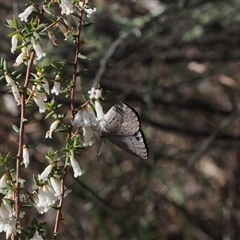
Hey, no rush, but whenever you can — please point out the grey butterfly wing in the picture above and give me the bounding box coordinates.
[102,102,140,135]
[104,130,148,159]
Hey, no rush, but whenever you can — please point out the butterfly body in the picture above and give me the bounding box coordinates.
[97,102,148,159]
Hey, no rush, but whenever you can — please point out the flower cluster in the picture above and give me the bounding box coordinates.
[58,0,96,18]
[2,0,98,237]
[0,173,25,239]
[33,181,66,214]
[0,199,18,239]
[72,88,104,148]
[13,1,96,67]
[33,165,71,214]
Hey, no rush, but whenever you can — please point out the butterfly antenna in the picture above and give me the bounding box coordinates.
[97,140,105,162]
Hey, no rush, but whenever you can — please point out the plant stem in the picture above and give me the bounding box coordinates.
[53,2,85,238]
[14,52,35,240]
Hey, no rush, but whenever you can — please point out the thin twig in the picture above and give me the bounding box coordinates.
[53,2,85,238]
[14,51,35,240]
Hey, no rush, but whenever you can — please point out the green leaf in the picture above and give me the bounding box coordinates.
[6,19,14,28]
[51,206,60,210]
[7,31,19,37]
[24,23,32,33]
[56,128,68,133]
[12,124,19,133]
[78,54,91,60]
[31,217,38,226]
[43,3,54,15]
[82,93,88,102]
[76,69,88,76]
[38,32,48,38]
[12,16,19,28]
[16,74,22,80]
[21,204,33,209]
[45,111,56,119]
[24,32,33,38]
[20,228,29,236]
[82,21,93,27]
[3,59,8,72]
[34,32,41,40]
[33,176,38,185]
[23,40,31,46]
[35,23,46,32]
[71,12,79,17]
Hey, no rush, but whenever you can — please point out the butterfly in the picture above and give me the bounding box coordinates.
[97,102,148,159]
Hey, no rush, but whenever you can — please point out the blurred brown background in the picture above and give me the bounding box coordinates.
[1,0,240,239]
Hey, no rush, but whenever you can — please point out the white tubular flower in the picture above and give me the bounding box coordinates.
[33,184,57,214]
[88,87,102,99]
[51,75,61,95]
[69,151,84,178]
[82,107,91,126]
[72,110,83,127]
[56,22,67,34]
[31,231,44,240]
[50,177,71,198]
[49,177,61,198]
[45,120,60,138]
[36,74,50,94]
[11,84,21,105]
[83,125,93,147]
[56,22,68,40]
[87,104,97,126]
[80,104,98,126]
[38,164,53,181]
[33,91,47,113]
[1,199,14,218]
[13,47,28,67]
[59,0,73,15]
[63,18,73,39]
[79,2,96,18]
[18,5,35,22]
[11,35,18,54]
[33,97,46,113]
[5,74,14,85]
[5,74,21,105]
[37,91,47,101]
[0,174,7,194]
[0,199,17,239]
[22,145,30,168]
[94,100,104,120]
[33,41,46,61]
[33,96,46,113]
[47,30,59,46]
[42,79,50,94]
[84,7,96,18]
